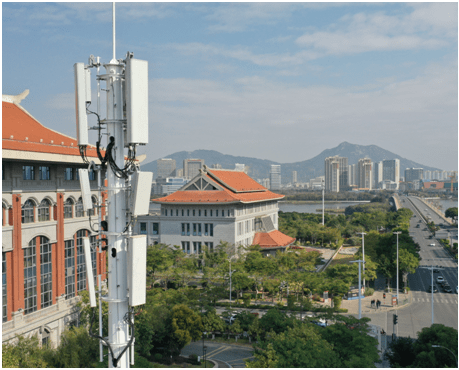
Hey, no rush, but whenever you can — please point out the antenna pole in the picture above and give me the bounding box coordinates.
[112,2,116,63]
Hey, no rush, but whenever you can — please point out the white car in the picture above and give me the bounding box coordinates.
[429,243,435,247]
[436,276,444,284]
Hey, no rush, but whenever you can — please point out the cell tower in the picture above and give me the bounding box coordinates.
[74,3,152,367]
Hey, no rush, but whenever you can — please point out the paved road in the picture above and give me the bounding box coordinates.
[361,196,458,339]
[181,341,255,368]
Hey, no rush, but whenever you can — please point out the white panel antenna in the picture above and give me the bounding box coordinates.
[127,235,147,306]
[125,58,148,145]
[130,171,153,216]
[83,237,97,307]
[74,63,91,146]
[78,169,93,211]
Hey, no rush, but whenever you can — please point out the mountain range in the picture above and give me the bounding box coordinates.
[140,141,440,183]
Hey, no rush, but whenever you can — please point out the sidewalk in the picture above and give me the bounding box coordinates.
[319,289,412,315]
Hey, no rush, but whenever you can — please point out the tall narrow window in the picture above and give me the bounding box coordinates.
[209,224,213,237]
[23,166,35,180]
[38,199,51,222]
[64,167,74,181]
[40,237,52,309]
[88,169,95,181]
[64,198,73,219]
[2,253,7,322]
[24,239,37,314]
[193,223,197,236]
[75,198,84,217]
[140,223,147,234]
[39,166,50,180]
[152,223,159,235]
[65,240,75,299]
[90,236,98,286]
[76,230,87,293]
[22,199,35,224]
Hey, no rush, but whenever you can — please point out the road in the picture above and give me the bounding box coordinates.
[361,195,458,338]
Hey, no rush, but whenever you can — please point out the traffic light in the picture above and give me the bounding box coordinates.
[393,314,398,325]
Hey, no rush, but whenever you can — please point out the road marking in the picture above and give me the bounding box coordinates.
[206,346,230,358]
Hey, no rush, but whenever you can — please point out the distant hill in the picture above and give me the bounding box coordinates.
[140,142,440,183]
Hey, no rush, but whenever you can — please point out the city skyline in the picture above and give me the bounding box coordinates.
[3,2,458,170]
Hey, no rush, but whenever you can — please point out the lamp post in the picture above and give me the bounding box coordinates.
[432,345,458,368]
[229,255,237,306]
[419,263,444,324]
[322,179,325,226]
[350,259,365,319]
[358,232,366,289]
[393,231,402,304]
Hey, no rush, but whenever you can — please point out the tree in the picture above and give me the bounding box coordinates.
[246,324,340,368]
[48,326,99,368]
[201,308,226,334]
[412,324,458,368]
[258,309,295,337]
[398,249,419,288]
[2,335,49,368]
[321,322,380,367]
[385,324,458,368]
[384,337,416,367]
[169,304,203,353]
[445,207,458,219]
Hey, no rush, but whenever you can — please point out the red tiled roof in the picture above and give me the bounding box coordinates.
[207,169,266,192]
[2,101,99,158]
[252,230,296,249]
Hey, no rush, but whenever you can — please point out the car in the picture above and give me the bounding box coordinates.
[311,319,328,328]
[433,268,440,273]
[440,280,449,287]
[430,243,436,247]
[436,276,444,284]
[414,215,417,217]
[443,285,452,293]
[416,225,420,228]
[427,285,438,293]
[456,286,458,294]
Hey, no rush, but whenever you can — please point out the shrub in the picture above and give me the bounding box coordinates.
[153,353,162,363]
[242,293,251,307]
[189,354,199,365]
[364,288,375,297]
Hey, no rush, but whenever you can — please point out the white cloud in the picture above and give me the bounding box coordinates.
[296,4,457,55]
[44,93,75,110]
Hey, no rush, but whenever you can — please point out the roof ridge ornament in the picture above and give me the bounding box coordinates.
[2,89,30,104]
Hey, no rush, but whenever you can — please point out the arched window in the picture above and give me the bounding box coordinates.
[24,238,37,314]
[22,199,35,224]
[40,237,52,309]
[38,199,51,222]
[64,198,73,219]
[88,196,97,217]
[75,198,84,218]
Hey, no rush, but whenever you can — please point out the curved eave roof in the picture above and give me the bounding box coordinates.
[153,189,284,204]
[252,230,296,249]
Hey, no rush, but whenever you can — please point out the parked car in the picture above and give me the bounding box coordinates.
[443,285,452,293]
[430,243,436,247]
[311,319,328,328]
[433,268,440,273]
[427,285,438,293]
[436,276,444,283]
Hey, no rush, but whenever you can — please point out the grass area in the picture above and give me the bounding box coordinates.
[329,255,355,266]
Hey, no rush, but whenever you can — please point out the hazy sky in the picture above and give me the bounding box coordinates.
[3,2,458,170]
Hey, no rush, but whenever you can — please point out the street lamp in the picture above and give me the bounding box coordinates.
[419,263,444,324]
[322,179,325,226]
[432,345,458,368]
[358,232,366,289]
[350,259,365,319]
[393,231,402,305]
[229,255,237,306]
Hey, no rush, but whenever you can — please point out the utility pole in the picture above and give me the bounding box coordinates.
[393,231,402,304]
[322,179,325,226]
[351,259,365,319]
[358,232,366,289]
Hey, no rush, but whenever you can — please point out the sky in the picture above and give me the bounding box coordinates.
[2,2,458,170]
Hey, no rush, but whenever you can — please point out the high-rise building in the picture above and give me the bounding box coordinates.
[348,164,357,186]
[358,158,372,189]
[292,171,297,184]
[270,165,281,190]
[373,161,383,188]
[424,170,432,181]
[211,164,222,169]
[405,168,424,183]
[156,158,176,179]
[183,159,205,179]
[383,159,400,189]
[324,156,348,192]
[324,157,340,192]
